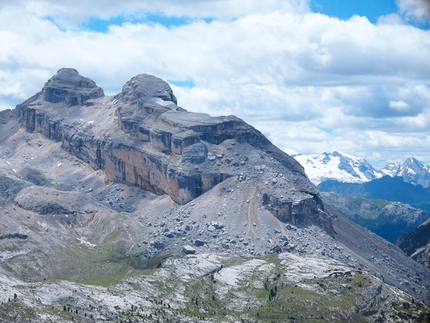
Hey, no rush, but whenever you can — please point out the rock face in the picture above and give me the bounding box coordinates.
[14,186,96,225]
[18,68,104,141]
[15,68,328,233]
[33,68,104,106]
[0,175,28,206]
[397,217,430,268]
[0,109,12,124]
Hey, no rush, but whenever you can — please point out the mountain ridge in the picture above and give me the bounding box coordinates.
[294,151,430,188]
[321,192,430,243]
[1,68,430,320]
[318,176,430,212]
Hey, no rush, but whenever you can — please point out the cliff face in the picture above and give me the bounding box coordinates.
[15,68,330,233]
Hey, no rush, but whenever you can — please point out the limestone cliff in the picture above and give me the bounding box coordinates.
[15,68,331,234]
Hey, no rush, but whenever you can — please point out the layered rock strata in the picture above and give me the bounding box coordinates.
[15,68,331,233]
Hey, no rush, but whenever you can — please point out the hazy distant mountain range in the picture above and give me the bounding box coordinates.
[294,151,430,188]
[321,192,430,243]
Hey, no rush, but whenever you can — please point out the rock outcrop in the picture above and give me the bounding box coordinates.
[15,68,330,233]
[0,109,12,124]
[397,217,430,268]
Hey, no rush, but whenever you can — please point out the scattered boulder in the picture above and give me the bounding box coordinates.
[183,245,196,254]
[194,239,206,247]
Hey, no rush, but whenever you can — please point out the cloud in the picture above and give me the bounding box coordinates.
[0,1,430,166]
[389,100,411,111]
[335,84,430,119]
[397,0,430,23]
[5,0,311,29]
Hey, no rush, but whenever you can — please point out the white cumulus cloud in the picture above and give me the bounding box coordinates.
[0,0,430,167]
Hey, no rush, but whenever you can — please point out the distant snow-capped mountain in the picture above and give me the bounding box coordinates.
[382,157,430,188]
[293,151,382,185]
[380,162,401,177]
[294,152,430,188]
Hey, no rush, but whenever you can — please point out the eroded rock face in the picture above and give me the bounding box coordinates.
[182,143,208,164]
[15,68,331,233]
[17,68,104,141]
[41,68,104,105]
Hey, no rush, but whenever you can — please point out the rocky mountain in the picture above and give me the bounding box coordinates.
[397,217,430,268]
[295,152,430,188]
[380,162,402,178]
[381,157,430,188]
[1,68,430,321]
[293,151,382,185]
[321,192,430,243]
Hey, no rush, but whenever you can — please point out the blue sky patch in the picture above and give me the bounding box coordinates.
[168,79,195,88]
[44,16,67,32]
[83,16,129,32]
[319,127,334,135]
[81,14,208,33]
[310,0,398,23]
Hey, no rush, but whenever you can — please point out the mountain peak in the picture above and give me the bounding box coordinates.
[120,73,177,105]
[399,157,430,187]
[403,157,423,168]
[41,67,104,106]
[12,68,325,231]
[296,152,430,188]
[294,151,381,185]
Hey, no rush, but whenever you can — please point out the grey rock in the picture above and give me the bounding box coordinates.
[120,73,177,104]
[16,69,316,215]
[0,109,12,124]
[182,143,208,164]
[207,152,216,161]
[165,232,175,238]
[183,245,196,254]
[194,239,206,247]
[42,68,104,106]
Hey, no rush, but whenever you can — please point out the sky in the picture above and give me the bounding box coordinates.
[0,0,429,168]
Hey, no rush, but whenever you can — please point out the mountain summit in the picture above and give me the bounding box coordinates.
[381,157,430,188]
[14,68,325,224]
[0,69,430,320]
[293,151,382,185]
[295,151,430,188]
